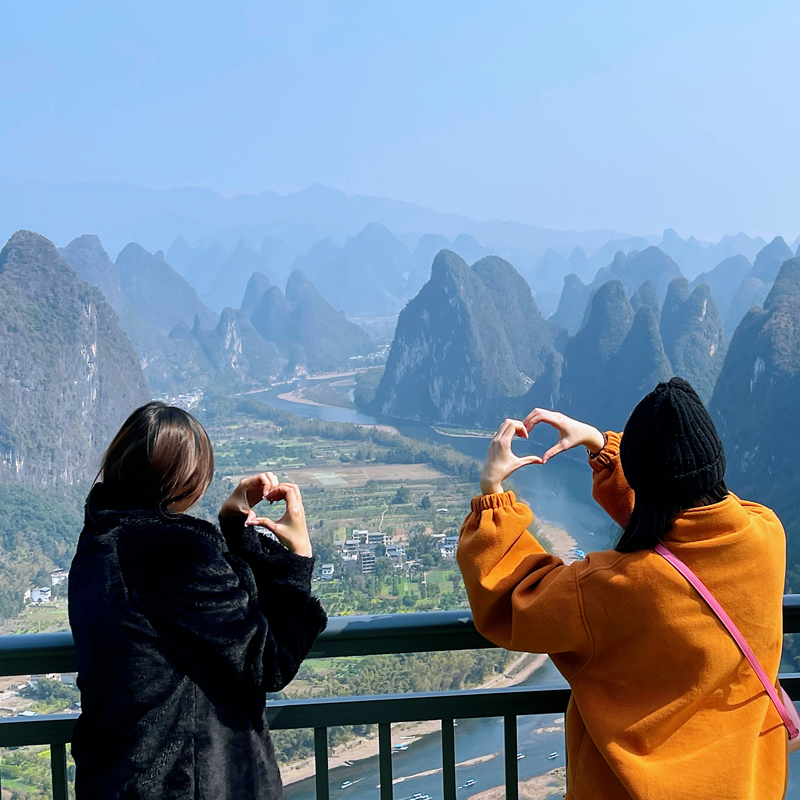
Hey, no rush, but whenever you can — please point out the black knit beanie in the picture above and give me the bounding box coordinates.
[620,377,725,503]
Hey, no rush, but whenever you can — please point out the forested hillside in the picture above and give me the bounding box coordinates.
[0,230,150,619]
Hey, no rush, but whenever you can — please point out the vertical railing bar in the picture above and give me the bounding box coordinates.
[503,715,518,800]
[378,722,393,800]
[50,742,68,800]
[314,727,329,800]
[441,718,456,800]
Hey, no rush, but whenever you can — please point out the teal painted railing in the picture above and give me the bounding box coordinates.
[2,602,800,800]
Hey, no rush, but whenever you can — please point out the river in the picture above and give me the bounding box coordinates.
[255,384,800,799]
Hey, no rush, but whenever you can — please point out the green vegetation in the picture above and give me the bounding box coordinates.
[0,484,85,621]
[0,746,76,800]
[19,678,80,714]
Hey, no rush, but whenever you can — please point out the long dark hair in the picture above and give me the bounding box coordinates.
[98,401,214,511]
[615,480,729,552]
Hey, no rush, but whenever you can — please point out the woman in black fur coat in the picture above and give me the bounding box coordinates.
[68,401,327,799]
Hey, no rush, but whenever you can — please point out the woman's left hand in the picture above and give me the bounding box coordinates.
[220,472,280,524]
[480,419,543,495]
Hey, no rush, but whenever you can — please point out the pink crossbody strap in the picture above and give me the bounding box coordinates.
[653,543,799,739]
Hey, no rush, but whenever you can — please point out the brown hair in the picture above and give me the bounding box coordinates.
[99,401,214,510]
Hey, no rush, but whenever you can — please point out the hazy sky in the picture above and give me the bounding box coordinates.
[2,0,799,239]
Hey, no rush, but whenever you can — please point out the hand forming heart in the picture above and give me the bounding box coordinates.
[479,410,606,495]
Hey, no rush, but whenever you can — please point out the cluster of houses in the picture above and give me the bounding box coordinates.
[23,568,69,605]
[318,529,460,581]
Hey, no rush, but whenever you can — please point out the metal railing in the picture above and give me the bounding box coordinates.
[2,600,800,800]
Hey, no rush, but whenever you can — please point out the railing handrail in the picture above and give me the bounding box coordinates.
[5,597,800,677]
[2,596,800,677]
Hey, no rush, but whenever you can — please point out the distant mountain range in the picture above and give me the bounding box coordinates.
[371,247,728,429]
[0,176,631,262]
[58,233,375,393]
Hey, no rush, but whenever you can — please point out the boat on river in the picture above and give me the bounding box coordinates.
[548,752,559,760]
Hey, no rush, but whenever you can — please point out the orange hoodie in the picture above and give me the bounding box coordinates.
[457,431,788,799]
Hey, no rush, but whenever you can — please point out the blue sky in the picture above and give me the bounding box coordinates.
[2,0,799,239]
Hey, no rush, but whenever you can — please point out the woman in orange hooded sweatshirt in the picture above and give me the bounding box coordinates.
[457,378,788,799]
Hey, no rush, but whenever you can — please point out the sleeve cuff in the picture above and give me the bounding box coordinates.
[588,431,622,471]
[223,521,316,591]
[471,491,517,512]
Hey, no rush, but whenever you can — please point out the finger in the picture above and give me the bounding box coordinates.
[283,484,304,518]
[498,419,524,443]
[522,408,541,430]
[520,455,543,465]
[265,483,304,517]
[263,472,279,496]
[542,442,567,463]
[247,516,279,533]
[525,408,559,432]
[511,420,529,440]
[494,419,514,441]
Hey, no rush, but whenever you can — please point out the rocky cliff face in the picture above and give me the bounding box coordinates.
[711,258,800,556]
[373,250,529,423]
[192,308,284,388]
[61,236,215,394]
[724,277,769,337]
[630,279,660,316]
[556,280,635,421]
[602,306,673,429]
[660,279,727,402]
[0,231,149,485]
[470,255,561,381]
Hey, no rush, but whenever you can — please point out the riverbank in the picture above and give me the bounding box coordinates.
[277,389,336,407]
[466,768,566,800]
[279,651,552,786]
[537,519,578,561]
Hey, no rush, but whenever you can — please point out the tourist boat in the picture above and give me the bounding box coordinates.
[392,743,409,751]
[516,752,525,760]
[343,760,353,766]
[341,781,353,789]
[463,779,476,787]
[548,752,559,760]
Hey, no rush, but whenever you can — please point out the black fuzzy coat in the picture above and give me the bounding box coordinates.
[68,484,327,800]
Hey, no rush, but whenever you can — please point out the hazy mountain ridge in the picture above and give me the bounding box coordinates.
[0,176,630,261]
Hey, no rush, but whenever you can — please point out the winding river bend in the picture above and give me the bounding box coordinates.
[253,385,613,556]
[255,384,800,799]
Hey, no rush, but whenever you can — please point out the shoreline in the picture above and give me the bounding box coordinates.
[278,652,551,786]
[536,519,578,562]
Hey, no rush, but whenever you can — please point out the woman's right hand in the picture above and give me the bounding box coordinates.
[248,483,313,558]
[523,408,606,463]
